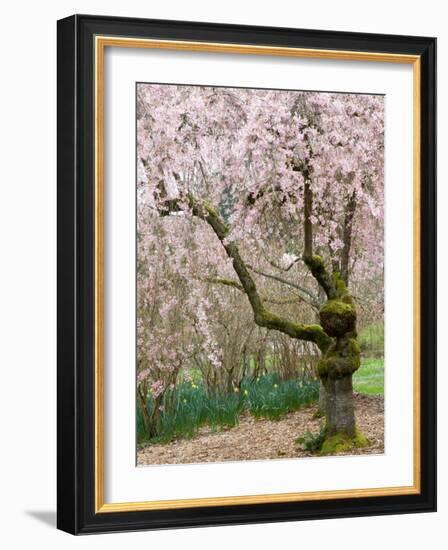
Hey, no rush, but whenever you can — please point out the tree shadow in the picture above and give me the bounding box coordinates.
[25,510,56,528]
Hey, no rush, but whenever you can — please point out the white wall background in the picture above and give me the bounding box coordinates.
[0,1,444,548]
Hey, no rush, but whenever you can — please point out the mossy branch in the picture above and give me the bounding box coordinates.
[340,189,357,285]
[254,311,332,352]
[201,276,244,292]
[160,194,332,352]
[301,174,338,300]
[303,254,338,300]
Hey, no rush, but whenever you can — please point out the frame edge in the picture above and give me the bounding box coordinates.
[56,14,437,534]
[57,14,79,535]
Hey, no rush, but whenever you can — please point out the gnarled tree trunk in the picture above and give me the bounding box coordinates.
[324,369,356,436]
[317,380,327,417]
[316,282,368,451]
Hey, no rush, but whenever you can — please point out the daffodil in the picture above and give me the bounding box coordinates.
[234,387,239,393]
[244,389,249,396]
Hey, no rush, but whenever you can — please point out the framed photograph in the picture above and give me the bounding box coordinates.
[57,14,436,534]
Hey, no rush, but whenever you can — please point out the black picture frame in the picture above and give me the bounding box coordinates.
[57,14,436,534]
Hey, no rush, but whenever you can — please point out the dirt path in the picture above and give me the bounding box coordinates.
[137,393,384,466]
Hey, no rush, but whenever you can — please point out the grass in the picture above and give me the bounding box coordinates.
[353,357,384,395]
[358,322,384,358]
[137,372,319,445]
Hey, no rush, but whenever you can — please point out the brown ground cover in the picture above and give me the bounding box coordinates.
[137,393,384,466]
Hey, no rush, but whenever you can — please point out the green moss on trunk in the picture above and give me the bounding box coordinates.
[320,429,369,455]
[319,299,356,338]
[316,287,360,439]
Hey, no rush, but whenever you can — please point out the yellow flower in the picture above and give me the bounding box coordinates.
[183,399,187,404]
[274,384,278,389]
[244,389,249,396]
[191,383,197,389]
[234,387,239,393]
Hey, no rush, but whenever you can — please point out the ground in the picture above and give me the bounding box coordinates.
[137,392,384,466]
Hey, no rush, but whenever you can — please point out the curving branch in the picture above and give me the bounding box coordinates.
[340,190,357,285]
[268,256,301,272]
[301,174,338,300]
[246,264,321,308]
[200,276,244,292]
[289,158,338,301]
[302,254,338,300]
[201,275,317,310]
[160,194,332,352]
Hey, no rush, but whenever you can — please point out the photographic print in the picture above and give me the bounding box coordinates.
[58,16,436,533]
[136,83,385,466]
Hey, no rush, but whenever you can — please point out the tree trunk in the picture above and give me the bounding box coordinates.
[318,380,327,416]
[324,375,355,436]
[317,279,365,451]
[137,386,153,439]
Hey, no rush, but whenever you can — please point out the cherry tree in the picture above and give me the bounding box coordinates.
[137,84,384,451]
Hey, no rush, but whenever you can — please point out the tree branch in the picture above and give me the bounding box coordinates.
[246,264,321,308]
[340,190,357,285]
[301,176,338,300]
[290,160,338,301]
[302,254,338,300]
[200,276,244,292]
[161,194,332,352]
[201,275,318,310]
[268,256,301,272]
[303,179,313,259]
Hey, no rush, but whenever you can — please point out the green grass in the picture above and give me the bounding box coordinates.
[358,322,384,357]
[137,372,319,445]
[353,357,384,395]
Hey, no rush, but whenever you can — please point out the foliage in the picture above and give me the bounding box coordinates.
[296,424,327,452]
[137,372,319,444]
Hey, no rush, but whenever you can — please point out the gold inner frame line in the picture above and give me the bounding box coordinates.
[94,35,421,514]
